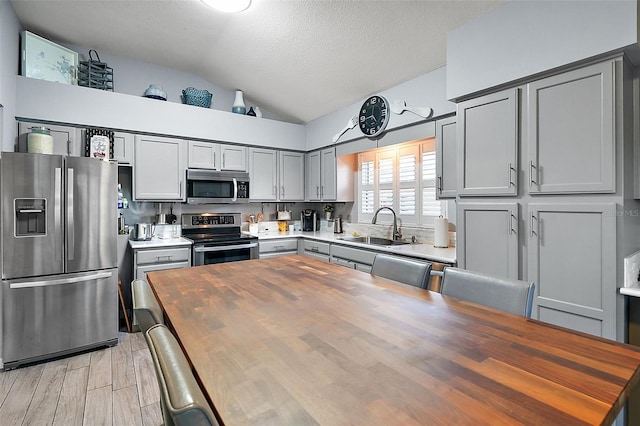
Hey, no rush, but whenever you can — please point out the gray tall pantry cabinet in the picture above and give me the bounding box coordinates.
[455,56,639,341]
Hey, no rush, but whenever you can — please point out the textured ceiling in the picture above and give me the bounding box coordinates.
[11,0,505,123]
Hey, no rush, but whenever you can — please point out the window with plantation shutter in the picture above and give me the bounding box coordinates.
[357,138,446,226]
[358,152,376,220]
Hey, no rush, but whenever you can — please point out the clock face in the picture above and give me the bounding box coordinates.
[359,95,390,138]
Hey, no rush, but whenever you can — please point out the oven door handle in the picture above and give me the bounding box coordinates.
[194,242,258,253]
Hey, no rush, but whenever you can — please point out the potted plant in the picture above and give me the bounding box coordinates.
[323,204,334,220]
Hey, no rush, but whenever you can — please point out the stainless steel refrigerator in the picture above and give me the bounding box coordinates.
[1,152,118,369]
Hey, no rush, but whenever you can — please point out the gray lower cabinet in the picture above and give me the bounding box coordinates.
[435,116,457,199]
[330,244,376,273]
[456,202,519,280]
[457,88,518,196]
[132,245,191,330]
[259,239,299,258]
[527,203,616,339]
[527,61,615,194]
[301,240,330,262]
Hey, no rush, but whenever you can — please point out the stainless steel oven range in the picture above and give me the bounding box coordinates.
[182,213,259,266]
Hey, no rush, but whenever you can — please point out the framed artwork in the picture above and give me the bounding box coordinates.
[21,31,78,85]
[84,128,114,160]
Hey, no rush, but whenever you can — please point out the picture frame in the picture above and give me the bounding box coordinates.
[84,128,114,160]
[21,30,78,85]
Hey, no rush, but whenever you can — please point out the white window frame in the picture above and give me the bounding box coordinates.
[356,138,446,227]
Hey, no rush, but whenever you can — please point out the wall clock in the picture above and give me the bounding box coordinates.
[359,95,390,138]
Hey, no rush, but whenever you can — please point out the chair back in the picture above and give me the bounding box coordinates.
[145,324,219,426]
[440,267,535,317]
[371,254,432,289]
[132,279,164,333]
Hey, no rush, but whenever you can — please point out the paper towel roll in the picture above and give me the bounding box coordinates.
[434,216,449,248]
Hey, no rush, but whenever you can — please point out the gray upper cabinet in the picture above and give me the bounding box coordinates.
[321,148,337,200]
[249,148,278,201]
[17,121,79,156]
[435,116,457,199]
[134,135,187,201]
[188,141,219,170]
[457,88,518,196]
[279,151,305,201]
[306,147,338,201]
[220,145,247,171]
[456,202,519,280]
[527,203,616,339]
[113,132,134,164]
[306,151,321,201]
[527,61,615,194]
[249,148,304,201]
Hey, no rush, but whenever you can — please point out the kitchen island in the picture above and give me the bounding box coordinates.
[147,255,640,426]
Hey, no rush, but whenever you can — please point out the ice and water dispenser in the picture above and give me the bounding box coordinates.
[14,199,47,237]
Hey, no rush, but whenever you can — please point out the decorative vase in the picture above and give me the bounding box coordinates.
[254,106,263,118]
[232,90,246,114]
[247,107,256,117]
[325,212,332,220]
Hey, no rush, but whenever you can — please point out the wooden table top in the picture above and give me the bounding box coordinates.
[147,255,640,426]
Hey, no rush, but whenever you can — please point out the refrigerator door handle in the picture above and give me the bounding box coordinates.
[54,167,62,263]
[8,271,113,289]
[67,167,75,261]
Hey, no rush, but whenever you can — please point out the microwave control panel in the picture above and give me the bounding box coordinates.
[237,181,249,199]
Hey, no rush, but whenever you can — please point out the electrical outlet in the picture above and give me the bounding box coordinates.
[624,250,640,288]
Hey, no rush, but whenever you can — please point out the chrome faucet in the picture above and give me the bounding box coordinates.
[371,206,402,241]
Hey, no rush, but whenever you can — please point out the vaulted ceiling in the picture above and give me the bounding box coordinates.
[11,0,505,123]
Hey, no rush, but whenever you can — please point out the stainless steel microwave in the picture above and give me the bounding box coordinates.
[186,169,250,204]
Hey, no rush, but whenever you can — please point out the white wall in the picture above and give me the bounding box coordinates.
[63,43,281,121]
[447,0,640,100]
[305,66,455,151]
[0,0,21,152]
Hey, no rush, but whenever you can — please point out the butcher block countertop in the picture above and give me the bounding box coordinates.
[147,255,640,426]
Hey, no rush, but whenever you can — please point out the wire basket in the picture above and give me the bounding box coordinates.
[78,50,113,91]
[182,87,213,108]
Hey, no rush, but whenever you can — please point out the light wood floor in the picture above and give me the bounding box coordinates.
[0,332,162,426]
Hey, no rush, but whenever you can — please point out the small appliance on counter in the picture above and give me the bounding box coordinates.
[334,217,344,234]
[302,210,318,232]
[131,223,154,241]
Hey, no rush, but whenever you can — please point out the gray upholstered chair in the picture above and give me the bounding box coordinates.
[371,253,432,289]
[145,324,219,426]
[132,279,164,333]
[440,267,535,318]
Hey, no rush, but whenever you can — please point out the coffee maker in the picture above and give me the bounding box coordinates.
[301,209,318,232]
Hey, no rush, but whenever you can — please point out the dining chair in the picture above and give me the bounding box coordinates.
[145,323,219,426]
[440,267,535,318]
[371,253,432,289]
[131,279,164,333]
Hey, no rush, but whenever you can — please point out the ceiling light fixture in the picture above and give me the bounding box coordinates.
[201,0,252,13]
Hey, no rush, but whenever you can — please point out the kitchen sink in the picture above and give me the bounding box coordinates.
[338,236,411,246]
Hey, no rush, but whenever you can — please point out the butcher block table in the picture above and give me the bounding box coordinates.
[146,255,640,426]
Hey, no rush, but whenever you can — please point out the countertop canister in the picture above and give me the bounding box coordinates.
[27,126,54,154]
[434,216,449,248]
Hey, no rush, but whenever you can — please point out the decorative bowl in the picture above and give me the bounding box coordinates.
[182,87,213,108]
[143,84,167,101]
